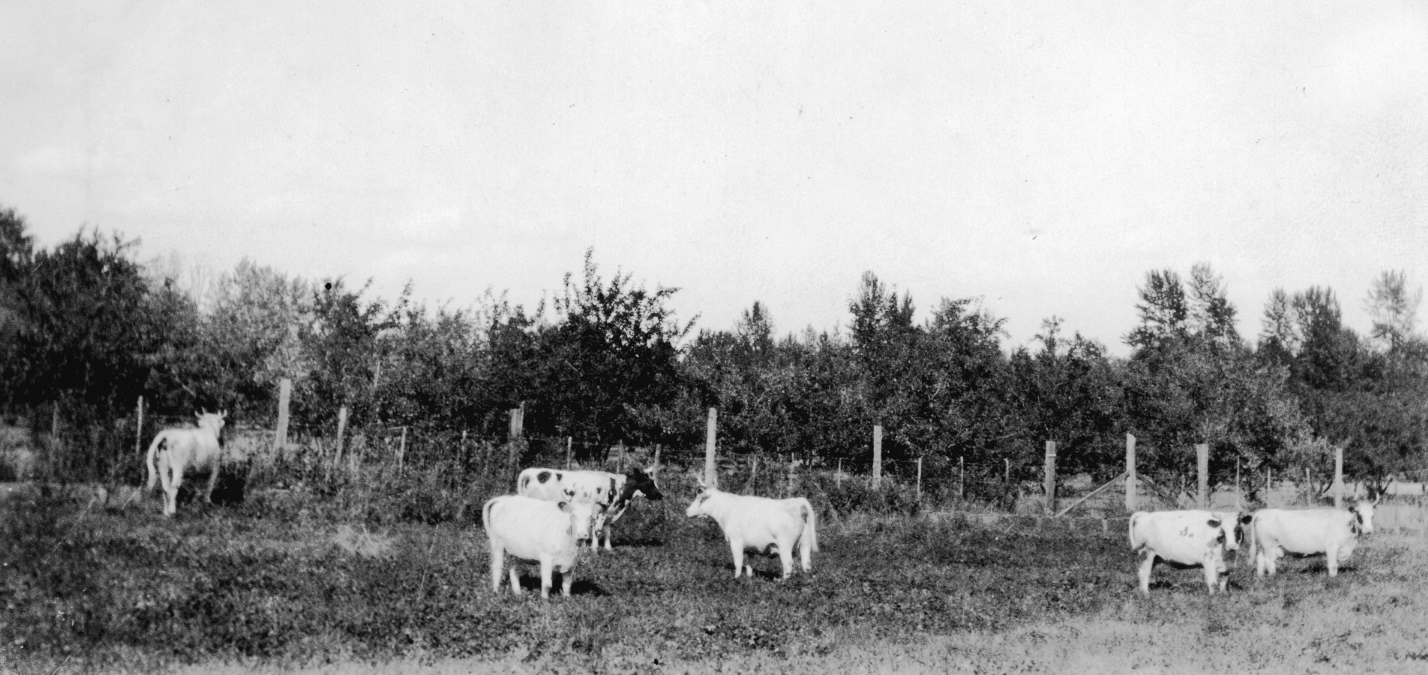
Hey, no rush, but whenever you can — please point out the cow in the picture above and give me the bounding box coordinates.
[1250,500,1377,578]
[1128,509,1252,594]
[516,466,664,552]
[685,479,817,579]
[482,489,604,598]
[144,411,227,517]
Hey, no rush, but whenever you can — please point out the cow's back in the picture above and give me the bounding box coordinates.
[485,495,579,565]
[1254,508,1355,556]
[723,495,803,547]
[1130,510,1225,566]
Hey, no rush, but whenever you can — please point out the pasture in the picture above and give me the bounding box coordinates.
[3,476,1428,674]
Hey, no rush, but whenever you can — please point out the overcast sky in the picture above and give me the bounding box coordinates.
[3,1,1425,355]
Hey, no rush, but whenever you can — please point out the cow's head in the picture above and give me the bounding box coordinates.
[194,410,227,437]
[559,487,603,539]
[1211,511,1253,552]
[1350,500,1377,535]
[624,466,664,501]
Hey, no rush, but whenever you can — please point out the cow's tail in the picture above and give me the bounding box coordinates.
[144,432,167,492]
[481,496,500,534]
[800,499,818,553]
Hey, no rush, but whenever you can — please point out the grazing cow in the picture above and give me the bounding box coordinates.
[482,490,603,598]
[685,480,817,579]
[1128,509,1251,594]
[145,411,227,517]
[516,466,664,551]
[1250,500,1377,578]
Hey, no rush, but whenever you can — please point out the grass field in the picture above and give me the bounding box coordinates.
[3,476,1427,674]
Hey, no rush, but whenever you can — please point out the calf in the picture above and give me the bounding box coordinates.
[516,466,664,551]
[482,490,603,598]
[685,480,817,579]
[1128,509,1251,594]
[1250,500,1376,578]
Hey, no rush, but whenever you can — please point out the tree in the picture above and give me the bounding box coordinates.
[1126,269,1189,350]
[1366,270,1423,355]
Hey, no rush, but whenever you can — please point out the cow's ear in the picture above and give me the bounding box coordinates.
[563,488,576,499]
[1239,514,1253,525]
[557,501,571,512]
[1207,519,1221,529]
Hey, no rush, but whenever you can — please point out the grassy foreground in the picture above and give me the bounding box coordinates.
[3,482,1427,674]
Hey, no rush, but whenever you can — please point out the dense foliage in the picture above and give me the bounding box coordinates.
[1,204,1425,488]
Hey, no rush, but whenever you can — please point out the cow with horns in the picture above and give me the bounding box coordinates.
[145,410,227,517]
[685,478,818,580]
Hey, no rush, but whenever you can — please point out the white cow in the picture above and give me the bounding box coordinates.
[144,411,227,517]
[1250,500,1377,578]
[1128,509,1251,594]
[482,490,603,598]
[685,480,817,579]
[516,466,664,552]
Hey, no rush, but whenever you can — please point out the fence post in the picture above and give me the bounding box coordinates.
[917,457,924,501]
[1005,458,1010,484]
[1197,443,1209,508]
[1043,441,1057,515]
[275,378,292,452]
[617,440,626,473]
[507,407,523,475]
[873,425,883,489]
[461,429,468,468]
[398,426,408,469]
[566,437,573,469]
[705,408,718,488]
[1334,445,1344,508]
[334,406,349,468]
[787,455,796,497]
[1235,457,1241,507]
[1125,434,1136,512]
[837,458,843,488]
[653,444,661,470]
[135,396,144,459]
[958,455,964,501]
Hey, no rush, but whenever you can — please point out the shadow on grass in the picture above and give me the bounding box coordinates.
[509,574,608,597]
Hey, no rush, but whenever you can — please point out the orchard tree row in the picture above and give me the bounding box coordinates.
[1,205,1424,494]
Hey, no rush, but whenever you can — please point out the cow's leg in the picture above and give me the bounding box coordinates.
[489,543,505,593]
[163,459,183,517]
[1266,548,1281,576]
[1137,551,1156,595]
[1202,555,1220,594]
[204,458,220,505]
[539,556,554,599]
[1216,558,1229,593]
[778,540,795,579]
[1255,547,1267,577]
[1326,545,1339,577]
[560,564,574,598]
[509,566,523,595]
[729,539,746,579]
[602,524,613,552]
[799,536,812,573]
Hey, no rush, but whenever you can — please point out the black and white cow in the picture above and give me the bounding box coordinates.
[516,466,664,552]
[1128,509,1252,594]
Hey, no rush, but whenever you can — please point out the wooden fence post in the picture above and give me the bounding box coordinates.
[1005,458,1010,484]
[705,408,718,488]
[1197,443,1209,508]
[1043,441,1057,515]
[334,406,349,468]
[917,457,924,501]
[958,455,964,501]
[873,425,883,489]
[1235,457,1242,508]
[1125,434,1136,512]
[653,444,661,470]
[1334,445,1344,508]
[135,396,144,459]
[398,426,408,469]
[275,378,292,452]
[617,440,626,473]
[566,436,573,469]
[507,407,523,474]
[837,458,843,488]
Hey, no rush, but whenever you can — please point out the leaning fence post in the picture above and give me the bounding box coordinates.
[1333,445,1344,508]
[1125,434,1137,512]
[705,408,718,488]
[1043,441,1057,515]
[334,406,349,468]
[1197,443,1209,508]
[873,425,883,489]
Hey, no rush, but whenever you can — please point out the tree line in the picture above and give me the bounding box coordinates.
[1,205,1424,497]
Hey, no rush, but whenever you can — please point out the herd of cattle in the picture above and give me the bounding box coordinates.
[1129,500,1377,594]
[142,412,1381,599]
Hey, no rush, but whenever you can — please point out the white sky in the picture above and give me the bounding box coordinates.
[3,1,1425,355]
